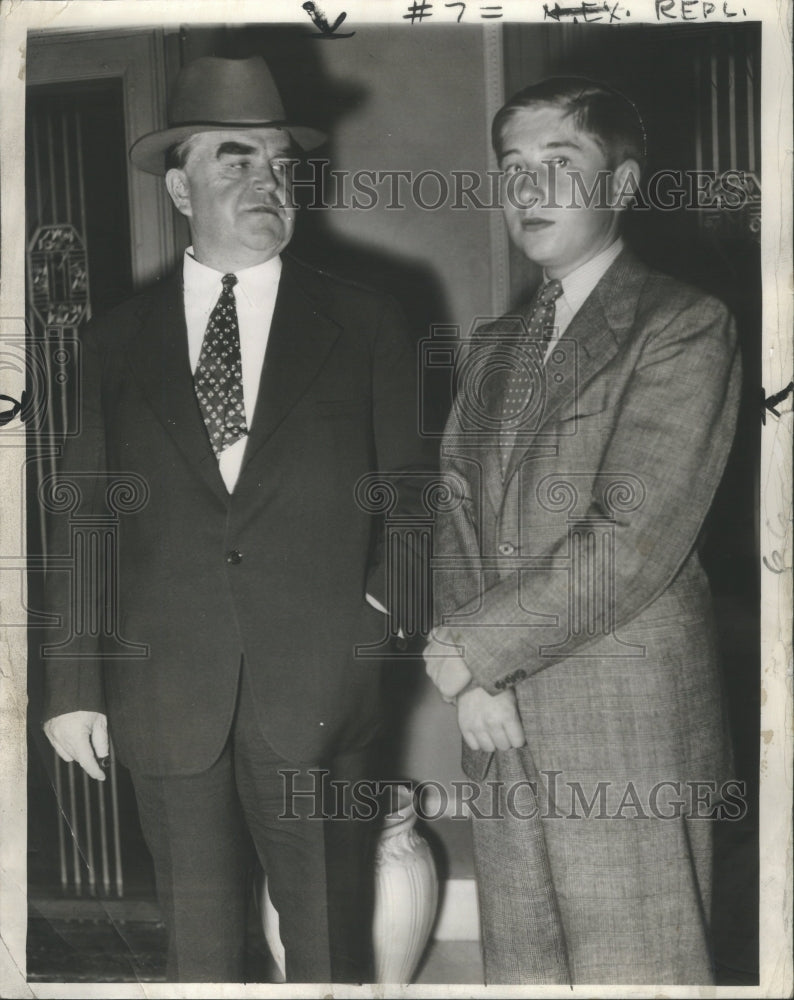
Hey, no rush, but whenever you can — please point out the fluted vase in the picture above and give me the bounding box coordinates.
[261,784,439,984]
[372,784,439,983]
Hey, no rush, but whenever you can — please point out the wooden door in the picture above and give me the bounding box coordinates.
[25,29,178,981]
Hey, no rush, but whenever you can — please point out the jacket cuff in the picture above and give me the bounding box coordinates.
[449,623,528,696]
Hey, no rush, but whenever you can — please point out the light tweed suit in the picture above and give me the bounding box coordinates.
[434,249,742,984]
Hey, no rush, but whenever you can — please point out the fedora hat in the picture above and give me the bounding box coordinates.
[130,55,326,174]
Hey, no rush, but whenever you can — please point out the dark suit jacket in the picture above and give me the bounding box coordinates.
[43,255,430,775]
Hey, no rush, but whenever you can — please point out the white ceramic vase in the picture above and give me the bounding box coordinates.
[260,879,286,983]
[372,784,439,983]
[261,784,439,984]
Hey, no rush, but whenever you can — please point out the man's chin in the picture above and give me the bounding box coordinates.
[239,225,292,257]
[511,234,553,267]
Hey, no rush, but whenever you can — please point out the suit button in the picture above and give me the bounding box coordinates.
[497,542,515,556]
[226,549,243,565]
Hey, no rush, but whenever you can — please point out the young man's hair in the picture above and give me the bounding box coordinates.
[492,76,646,170]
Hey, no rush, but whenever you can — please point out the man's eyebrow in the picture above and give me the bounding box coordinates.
[215,141,257,158]
[499,139,583,160]
[543,139,583,151]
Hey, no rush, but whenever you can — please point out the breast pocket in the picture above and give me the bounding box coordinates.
[554,401,610,428]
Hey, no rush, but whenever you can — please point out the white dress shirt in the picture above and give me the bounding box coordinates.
[183,248,281,493]
[543,237,624,361]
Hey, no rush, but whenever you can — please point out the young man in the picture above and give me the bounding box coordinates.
[425,78,742,984]
[41,55,429,983]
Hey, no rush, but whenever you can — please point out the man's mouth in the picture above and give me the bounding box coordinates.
[245,205,280,215]
[520,217,553,230]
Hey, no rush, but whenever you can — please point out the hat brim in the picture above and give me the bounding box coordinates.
[129,121,327,174]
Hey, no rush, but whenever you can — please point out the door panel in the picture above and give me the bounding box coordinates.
[25,30,174,981]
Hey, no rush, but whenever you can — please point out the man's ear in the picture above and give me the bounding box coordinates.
[165,169,192,217]
[610,158,641,210]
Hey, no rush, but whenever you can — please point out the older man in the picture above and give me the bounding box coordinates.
[41,55,428,983]
[426,77,742,984]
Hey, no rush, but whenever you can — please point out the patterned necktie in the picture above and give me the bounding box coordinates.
[194,273,248,457]
[499,278,564,467]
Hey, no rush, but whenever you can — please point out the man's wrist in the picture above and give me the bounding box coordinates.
[452,679,480,704]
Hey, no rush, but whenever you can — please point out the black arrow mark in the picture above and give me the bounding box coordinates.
[761,381,794,424]
[302,1,355,37]
[0,393,22,427]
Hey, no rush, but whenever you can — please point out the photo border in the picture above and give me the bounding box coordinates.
[1,2,790,997]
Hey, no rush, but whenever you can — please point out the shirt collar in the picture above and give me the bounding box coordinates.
[547,237,624,316]
[182,247,282,309]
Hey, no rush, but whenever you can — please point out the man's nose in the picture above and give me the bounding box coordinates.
[251,161,281,193]
[506,169,544,209]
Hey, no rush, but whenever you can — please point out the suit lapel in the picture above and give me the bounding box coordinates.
[452,320,524,515]
[124,269,229,504]
[502,250,645,486]
[239,258,342,474]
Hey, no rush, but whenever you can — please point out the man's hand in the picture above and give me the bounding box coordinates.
[457,686,526,752]
[424,627,472,701]
[43,711,109,782]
